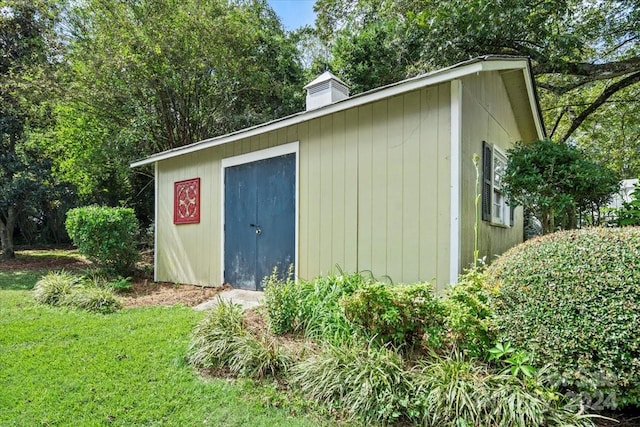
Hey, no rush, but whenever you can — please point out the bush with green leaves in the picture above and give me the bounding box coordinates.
[65,206,140,275]
[503,139,619,233]
[487,227,640,408]
[341,282,446,349]
[615,185,640,226]
[188,299,292,379]
[263,270,369,343]
[443,268,495,357]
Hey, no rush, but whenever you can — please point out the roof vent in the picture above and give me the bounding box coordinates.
[304,71,350,111]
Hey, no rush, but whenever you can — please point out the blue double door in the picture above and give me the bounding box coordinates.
[224,153,296,290]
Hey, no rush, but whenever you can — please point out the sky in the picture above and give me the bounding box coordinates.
[267,0,317,31]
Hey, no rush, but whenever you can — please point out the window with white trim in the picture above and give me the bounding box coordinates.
[482,141,513,227]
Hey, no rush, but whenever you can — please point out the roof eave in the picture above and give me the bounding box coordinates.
[131,56,541,168]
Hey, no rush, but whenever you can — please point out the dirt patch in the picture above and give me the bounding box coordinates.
[0,254,91,271]
[596,409,640,427]
[2,248,228,308]
[243,308,319,357]
[121,281,229,308]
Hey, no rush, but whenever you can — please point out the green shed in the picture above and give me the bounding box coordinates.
[131,56,545,291]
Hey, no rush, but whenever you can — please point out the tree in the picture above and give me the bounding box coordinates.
[57,0,306,224]
[67,0,305,154]
[0,0,63,258]
[565,83,640,177]
[315,0,640,146]
[502,139,619,234]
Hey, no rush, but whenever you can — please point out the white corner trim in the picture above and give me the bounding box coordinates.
[449,80,463,285]
[153,162,159,282]
[219,142,300,285]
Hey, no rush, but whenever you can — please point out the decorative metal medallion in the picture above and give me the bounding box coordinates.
[174,178,200,224]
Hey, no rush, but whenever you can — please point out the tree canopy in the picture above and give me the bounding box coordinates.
[66,0,305,154]
[0,0,66,258]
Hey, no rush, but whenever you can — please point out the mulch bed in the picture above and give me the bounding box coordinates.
[0,248,227,308]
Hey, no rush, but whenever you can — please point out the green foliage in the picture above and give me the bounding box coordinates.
[291,342,595,426]
[503,139,619,233]
[615,185,640,226]
[188,300,291,379]
[188,299,246,368]
[33,270,82,305]
[65,206,140,275]
[263,270,369,343]
[67,0,304,153]
[0,0,70,256]
[414,352,595,427]
[64,283,122,314]
[488,342,536,379]
[443,268,495,357]
[262,268,299,335]
[316,0,639,148]
[33,270,121,313]
[106,276,133,292]
[488,227,640,408]
[341,282,446,349]
[291,343,415,425]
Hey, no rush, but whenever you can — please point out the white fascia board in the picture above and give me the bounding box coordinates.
[130,58,532,168]
[522,67,547,140]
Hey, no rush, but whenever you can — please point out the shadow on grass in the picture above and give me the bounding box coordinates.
[0,270,44,290]
[0,249,89,291]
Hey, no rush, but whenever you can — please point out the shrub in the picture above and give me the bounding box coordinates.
[487,227,640,408]
[228,334,293,379]
[290,343,416,424]
[263,271,368,343]
[341,282,446,349]
[414,352,595,427]
[262,268,299,335]
[188,299,246,368]
[66,206,140,275]
[66,285,122,314]
[33,270,82,306]
[33,271,121,313]
[443,268,495,357]
[188,300,291,379]
[106,276,133,292]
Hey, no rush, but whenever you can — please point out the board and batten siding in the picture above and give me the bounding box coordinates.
[459,70,525,269]
[155,82,453,288]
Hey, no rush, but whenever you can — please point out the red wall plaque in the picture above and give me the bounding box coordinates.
[174,178,200,224]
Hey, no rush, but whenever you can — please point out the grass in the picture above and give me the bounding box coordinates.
[0,256,329,426]
[0,269,43,290]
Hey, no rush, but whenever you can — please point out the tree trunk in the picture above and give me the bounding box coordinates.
[0,206,17,259]
[567,205,577,229]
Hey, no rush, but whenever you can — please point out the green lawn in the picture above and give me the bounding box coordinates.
[0,264,327,426]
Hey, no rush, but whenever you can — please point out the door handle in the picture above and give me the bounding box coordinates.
[250,224,262,235]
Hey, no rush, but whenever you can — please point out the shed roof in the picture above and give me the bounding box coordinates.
[131,56,545,168]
